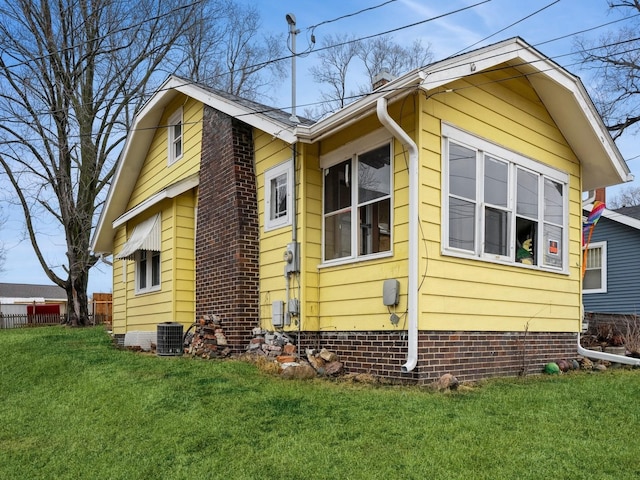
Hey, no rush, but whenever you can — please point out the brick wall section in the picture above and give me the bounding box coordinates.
[298,330,577,384]
[195,105,259,353]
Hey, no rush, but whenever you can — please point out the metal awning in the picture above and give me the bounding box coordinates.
[115,213,161,260]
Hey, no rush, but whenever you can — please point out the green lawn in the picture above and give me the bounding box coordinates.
[0,326,638,479]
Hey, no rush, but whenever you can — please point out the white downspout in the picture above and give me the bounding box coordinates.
[577,338,640,366]
[376,97,419,373]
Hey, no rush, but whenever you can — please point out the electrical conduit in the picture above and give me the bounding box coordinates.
[376,98,419,373]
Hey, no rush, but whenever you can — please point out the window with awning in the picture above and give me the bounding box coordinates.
[115,213,161,260]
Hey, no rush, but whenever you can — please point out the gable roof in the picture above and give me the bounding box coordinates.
[297,37,631,191]
[0,282,66,301]
[92,77,312,253]
[92,37,631,254]
[614,205,640,221]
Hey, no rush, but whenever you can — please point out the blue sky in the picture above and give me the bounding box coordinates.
[1,0,638,293]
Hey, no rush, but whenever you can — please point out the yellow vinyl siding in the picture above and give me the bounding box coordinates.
[112,194,196,332]
[172,192,196,325]
[111,227,128,334]
[127,96,202,209]
[253,129,294,327]
[299,64,582,334]
[111,94,201,334]
[421,64,581,333]
[299,143,322,329]
[307,103,414,331]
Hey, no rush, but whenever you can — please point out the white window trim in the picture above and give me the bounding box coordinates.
[441,122,569,274]
[320,130,394,266]
[167,108,183,166]
[583,241,607,294]
[264,159,294,232]
[135,250,161,295]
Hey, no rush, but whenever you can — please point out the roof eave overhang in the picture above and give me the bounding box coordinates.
[295,71,427,143]
[418,38,631,192]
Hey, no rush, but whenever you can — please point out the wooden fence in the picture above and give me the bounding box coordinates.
[0,313,110,329]
[0,313,63,329]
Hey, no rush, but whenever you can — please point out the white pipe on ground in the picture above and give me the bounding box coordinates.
[577,334,640,366]
[376,97,419,373]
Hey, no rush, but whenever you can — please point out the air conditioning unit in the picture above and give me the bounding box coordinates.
[156,322,184,356]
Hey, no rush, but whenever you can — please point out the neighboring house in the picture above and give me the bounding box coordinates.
[583,203,640,316]
[0,282,67,321]
[0,282,67,311]
[91,37,631,383]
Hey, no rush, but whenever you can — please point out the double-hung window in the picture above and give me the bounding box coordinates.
[583,242,607,293]
[323,137,392,263]
[168,108,183,166]
[264,160,293,231]
[136,250,161,293]
[442,123,568,272]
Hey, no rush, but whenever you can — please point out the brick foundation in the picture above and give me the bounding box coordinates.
[297,330,578,384]
[195,106,260,353]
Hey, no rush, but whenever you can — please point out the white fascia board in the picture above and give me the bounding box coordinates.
[297,71,426,143]
[420,41,526,91]
[91,81,178,253]
[113,173,199,229]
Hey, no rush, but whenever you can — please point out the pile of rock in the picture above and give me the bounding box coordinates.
[304,348,344,376]
[544,356,619,374]
[185,315,232,359]
[246,328,343,378]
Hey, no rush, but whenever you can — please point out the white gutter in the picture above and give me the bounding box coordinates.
[582,190,596,206]
[376,97,419,373]
[577,335,640,367]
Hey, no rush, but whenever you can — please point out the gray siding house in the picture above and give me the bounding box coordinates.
[583,205,640,315]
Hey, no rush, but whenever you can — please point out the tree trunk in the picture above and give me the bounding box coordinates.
[65,270,89,327]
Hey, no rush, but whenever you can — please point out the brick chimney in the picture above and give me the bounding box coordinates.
[372,69,394,90]
[594,187,606,205]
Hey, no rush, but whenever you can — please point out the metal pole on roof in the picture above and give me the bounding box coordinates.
[286,13,299,123]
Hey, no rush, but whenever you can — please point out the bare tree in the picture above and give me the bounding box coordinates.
[575,1,640,139]
[357,37,433,86]
[608,185,640,208]
[0,0,201,325]
[308,34,432,119]
[0,206,5,274]
[309,33,360,117]
[179,0,286,101]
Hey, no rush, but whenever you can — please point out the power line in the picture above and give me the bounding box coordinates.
[1,0,204,70]
[450,0,560,57]
[3,2,640,151]
[310,0,493,55]
[307,0,400,31]
[0,0,497,121]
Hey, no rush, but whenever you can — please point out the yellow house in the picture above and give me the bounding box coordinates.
[91,38,631,382]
